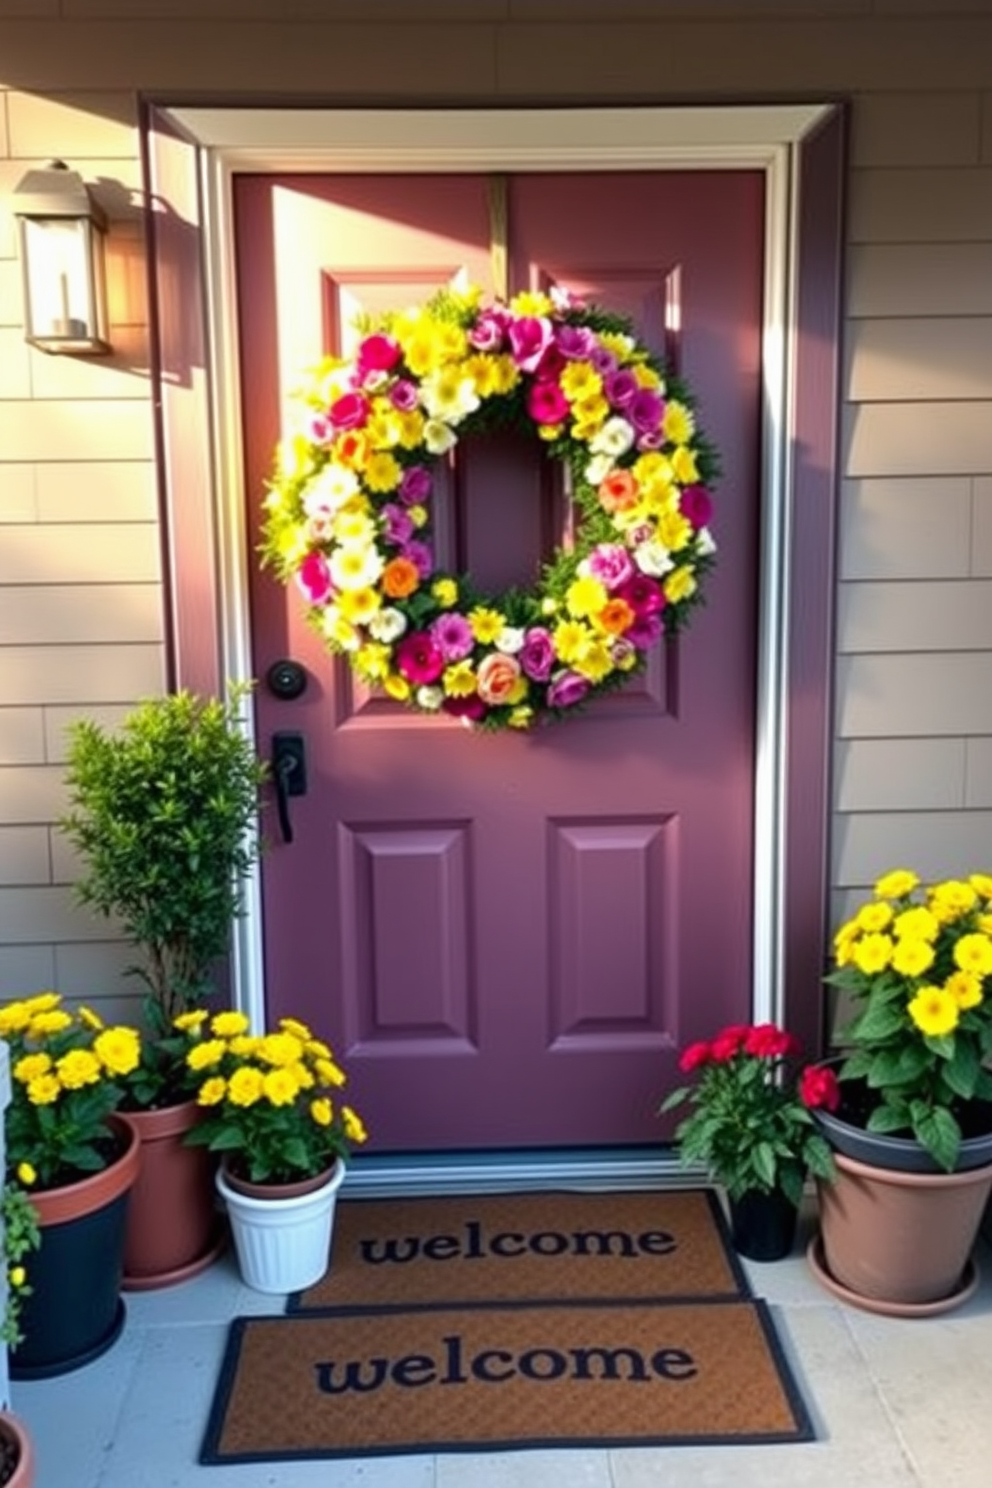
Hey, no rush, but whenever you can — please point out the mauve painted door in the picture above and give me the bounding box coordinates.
[234,170,763,1151]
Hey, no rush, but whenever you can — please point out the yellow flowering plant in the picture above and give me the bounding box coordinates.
[183,1011,369,1185]
[0,993,142,1191]
[827,869,992,1171]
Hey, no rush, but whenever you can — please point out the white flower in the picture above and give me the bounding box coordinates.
[416,686,444,711]
[696,527,717,557]
[320,606,360,650]
[584,453,615,487]
[633,540,675,578]
[424,419,458,456]
[420,368,481,424]
[329,543,384,591]
[495,626,525,655]
[303,463,359,514]
[369,607,408,643]
[589,417,635,459]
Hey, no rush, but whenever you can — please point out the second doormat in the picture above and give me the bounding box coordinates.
[202,1189,815,1461]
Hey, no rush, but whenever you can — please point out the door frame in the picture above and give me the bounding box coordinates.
[143,103,844,1194]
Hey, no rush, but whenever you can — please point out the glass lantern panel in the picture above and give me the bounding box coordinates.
[21,216,97,343]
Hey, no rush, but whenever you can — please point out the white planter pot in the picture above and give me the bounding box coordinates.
[216,1161,345,1294]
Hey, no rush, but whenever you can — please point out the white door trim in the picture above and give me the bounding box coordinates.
[164,102,831,1194]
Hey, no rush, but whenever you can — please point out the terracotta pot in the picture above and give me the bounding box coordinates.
[0,1412,35,1488]
[12,1114,141,1379]
[216,1160,345,1293]
[813,1149,992,1314]
[121,1099,227,1291]
[727,1187,798,1262]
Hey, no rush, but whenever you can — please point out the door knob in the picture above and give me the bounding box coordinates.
[266,659,308,700]
[271,731,307,843]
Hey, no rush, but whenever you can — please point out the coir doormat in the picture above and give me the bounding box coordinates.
[202,1190,814,1460]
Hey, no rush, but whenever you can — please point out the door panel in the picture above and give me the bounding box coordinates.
[234,169,764,1151]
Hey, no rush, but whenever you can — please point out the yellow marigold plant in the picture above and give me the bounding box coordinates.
[827,869,992,1171]
[184,1011,368,1184]
[0,993,142,1190]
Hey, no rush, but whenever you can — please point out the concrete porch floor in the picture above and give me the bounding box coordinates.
[11,1202,992,1488]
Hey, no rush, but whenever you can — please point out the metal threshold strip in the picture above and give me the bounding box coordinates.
[339,1146,707,1199]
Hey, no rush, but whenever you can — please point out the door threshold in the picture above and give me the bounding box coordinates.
[341,1146,708,1199]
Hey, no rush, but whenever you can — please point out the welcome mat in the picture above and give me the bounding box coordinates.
[202,1189,814,1462]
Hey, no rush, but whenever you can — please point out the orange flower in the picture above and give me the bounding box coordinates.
[597,597,635,635]
[335,430,370,469]
[381,556,420,599]
[598,469,639,513]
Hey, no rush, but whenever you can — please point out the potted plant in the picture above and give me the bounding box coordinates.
[0,1183,39,1487]
[0,993,142,1377]
[659,1021,837,1261]
[59,684,268,1288]
[0,1413,33,1488]
[809,867,992,1314]
[184,1011,368,1293]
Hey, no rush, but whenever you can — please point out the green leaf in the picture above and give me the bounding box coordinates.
[914,1106,961,1173]
[752,1142,777,1189]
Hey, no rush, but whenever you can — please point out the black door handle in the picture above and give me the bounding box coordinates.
[272,732,307,844]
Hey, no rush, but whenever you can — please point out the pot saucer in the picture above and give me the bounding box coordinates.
[806,1235,980,1317]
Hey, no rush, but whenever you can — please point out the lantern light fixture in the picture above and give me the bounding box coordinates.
[11,159,111,355]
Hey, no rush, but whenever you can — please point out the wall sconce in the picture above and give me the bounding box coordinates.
[12,159,111,354]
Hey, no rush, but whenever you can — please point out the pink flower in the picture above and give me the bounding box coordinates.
[508,315,554,373]
[399,466,432,505]
[395,632,444,685]
[381,504,414,546]
[306,412,334,445]
[520,627,555,682]
[605,369,639,409]
[629,388,664,438]
[527,379,570,426]
[587,543,634,592]
[328,391,370,432]
[296,551,333,606]
[469,308,510,352]
[625,611,664,651]
[390,379,420,412]
[555,325,596,360]
[357,333,402,378]
[546,670,590,710]
[617,573,666,617]
[681,485,714,530]
[799,1065,841,1112]
[678,1041,712,1073]
[403,540,433,578]
[431,612,475,663]
[443,695,488,722]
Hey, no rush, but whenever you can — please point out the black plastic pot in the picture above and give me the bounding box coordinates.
[727,1187,798,1262]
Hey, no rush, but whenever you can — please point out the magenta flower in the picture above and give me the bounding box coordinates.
[587,542,634,592]
[381,504,414,546]
[469,309,509,352]
[681,485,714,530]
[389,379,420,413]
[357,333,401,378]
[508,315,554,373]
[395,632,444,685]
[625,611,664,651]
[328,391,370,431]
[546,670,590,710]
[617,573,666,616]
[399,466,433,505]
[431,612,475,663]
[590,344,617,375]
[296,551,333,606]
[678,1041,712,1074]
[306,412,334,445]
[403,540,434,578]
[519,627,555,682]
[527,379,570,426]
[629,388,664,438]
[555,325,596,360]
[604,369,639,409]
[443,695,488,722]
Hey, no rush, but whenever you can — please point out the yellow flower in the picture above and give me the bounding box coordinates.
[671,446,700,485]
[874,869,919,900]
[559,362,602,402]
[432,577,458,608]
[305,1038,332,1061]
[573,637,614,684]
[469,607,505,644]
[27,1073,61,1106]
[197,1076,227,1107]
[510,290,552,317]
[553,619,590,666]
[656,511,693,552]
[259,1031,305,1068]
[852,933,894,976]
[186,1039,227,1071]
[310,1097,333,1127]
[364,451,402,494]
[953,933,992,977]
[663,567,697,605]
[78,1005,105,1030]
[13,1053,52,1084]
[210,1010,251,1039]
[907,985,959,1038]
[0,1004,32,1036]
[94,1026,142,1077]
[508,706,534,729]
[383,674,411,701]
[968,873,992,899]
[946,971,983,1009]
[856,902,893,933]
[173,1009,209,1032]
[280,1017,314,1042]
[227,1066,264,1107]
[16,1162,36,1186]
[229,1034,262,1058]
[662,401,695,445]
[443,661,478,698]
[315,1057,347,1088]
[22,992,60,1015]
[565,575,608,620]
[892,906,938,941]
[262,1068,299,1107]
[337,587,382,626]
[29,1011,73,1037]
[931,878,978,916]
[55,1049,102,1089]
[343,1106,368,1144]
[891,938,936,977]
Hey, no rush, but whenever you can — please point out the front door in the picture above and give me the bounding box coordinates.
[234,169,764,1152]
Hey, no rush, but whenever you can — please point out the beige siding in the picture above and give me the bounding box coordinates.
[0,3,990,1004]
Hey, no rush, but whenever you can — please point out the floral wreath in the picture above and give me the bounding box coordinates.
[261,284,720,731]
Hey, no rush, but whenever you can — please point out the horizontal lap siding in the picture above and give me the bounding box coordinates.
[0,2,990,1004]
